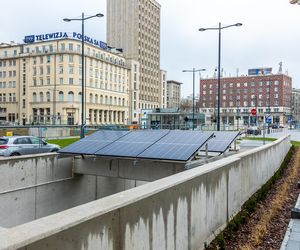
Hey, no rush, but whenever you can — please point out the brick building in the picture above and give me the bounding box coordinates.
[199,73,292,126]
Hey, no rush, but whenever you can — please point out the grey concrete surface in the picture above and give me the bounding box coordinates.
[281,194,300,250]
[74,157,185,182]
[0,154,144,228]
[0,135,291,250]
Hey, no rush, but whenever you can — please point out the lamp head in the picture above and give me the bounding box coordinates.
[96,13,104,18]
[235,23,242,27]
[63,18,71,22]
[199,28,206,32]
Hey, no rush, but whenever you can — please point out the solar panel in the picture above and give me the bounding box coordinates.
[138,131,214,161]
[94,130,170,158]
[59,130,130,155]
[200,131,240,153]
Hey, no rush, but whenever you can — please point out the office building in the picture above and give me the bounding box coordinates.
[199,70,292,126]
[0,36,130,125]
[167,80,182,109]
[292,88,300,123]
[107,0,163,123]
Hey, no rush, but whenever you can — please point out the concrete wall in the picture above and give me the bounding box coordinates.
[0,135,291,250]
[0,154,147,228]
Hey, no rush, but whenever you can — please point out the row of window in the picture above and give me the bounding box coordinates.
[32,77,127,93]
[0,93,16,102]
[203,87,279,95]
[0,71,17,78]
[0,60,17,67]
[26,43,125,66]
[203,81,280,89]
[32,91,126,106]
[202,100,280,108]
[32,65,127,84]
[0,81,16,88]
[202,94,280,101]
[202,108,281,113]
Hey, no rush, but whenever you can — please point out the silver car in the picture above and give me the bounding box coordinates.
[0,136,60,157]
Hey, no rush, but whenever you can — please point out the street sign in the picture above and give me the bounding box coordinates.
[251,109,257,115]
[266,116,272,124]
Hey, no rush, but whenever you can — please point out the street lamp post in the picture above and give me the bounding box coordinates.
[199,22,242,131]
[64,12,104,138]
[183,68,206,130]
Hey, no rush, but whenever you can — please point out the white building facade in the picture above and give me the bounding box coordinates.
[0,36,130,125]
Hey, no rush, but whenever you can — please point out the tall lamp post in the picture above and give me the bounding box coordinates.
[63,12,104,138]
[183,68,206,130]
[199,22,242,131]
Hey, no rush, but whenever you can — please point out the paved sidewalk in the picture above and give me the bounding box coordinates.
[281,194,300,249]
[257,129,300,142]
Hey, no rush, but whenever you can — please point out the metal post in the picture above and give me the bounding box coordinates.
[192,68,195,130]
[81,12,85,138]
[268,79,271,134]
[52,88,57,125]
[217,22,221,131]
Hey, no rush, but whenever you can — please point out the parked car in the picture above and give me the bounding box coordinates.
[247,126,261,135]
[0,136,60,157]
[271,123,279,129]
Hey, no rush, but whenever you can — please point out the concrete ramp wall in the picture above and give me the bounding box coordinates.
[0,136,291,250]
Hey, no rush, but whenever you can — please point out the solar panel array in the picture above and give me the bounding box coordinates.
[200,131,240,153]
[59,130,214,162]
[95,130,170,158]
[59,130,130,155]
[139,131,214,161]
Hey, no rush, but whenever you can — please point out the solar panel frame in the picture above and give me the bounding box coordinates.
[200,131,240,153]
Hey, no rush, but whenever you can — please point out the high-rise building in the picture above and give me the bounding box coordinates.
[199,70,292,126]
[107,0,162,124]
[167,80,182,109]
[292,88,300,123]
[0,37,130,125]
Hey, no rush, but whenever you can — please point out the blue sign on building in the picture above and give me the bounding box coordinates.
[24,31,107,50]
[266,116,272,124]
[24,35,35,43]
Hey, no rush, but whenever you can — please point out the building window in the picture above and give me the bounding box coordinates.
[69,66,74,74]
[39,92,44,102]
[69,78,74,85]
[59,91,64,101]
[33,92,37,102]
[68,91,74,102]
[46,92,51,102]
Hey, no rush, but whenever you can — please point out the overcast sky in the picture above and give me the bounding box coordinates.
[0,0,299,97]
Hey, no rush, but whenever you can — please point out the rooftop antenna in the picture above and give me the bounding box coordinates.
[278,62,283,74]
[236,68,239,77]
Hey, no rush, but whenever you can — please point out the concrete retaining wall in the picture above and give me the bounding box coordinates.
[0,135,291,250]
[0,154,146,228]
